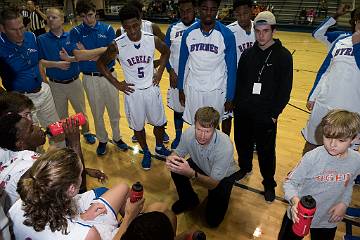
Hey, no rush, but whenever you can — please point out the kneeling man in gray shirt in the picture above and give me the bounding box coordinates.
[166,106,239,227]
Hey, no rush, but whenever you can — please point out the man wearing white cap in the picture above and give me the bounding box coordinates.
[233,11,293,203]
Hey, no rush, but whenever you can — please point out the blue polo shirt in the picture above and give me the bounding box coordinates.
[0,32,42,92]
[69,21,115,72]
[38,31,80,81]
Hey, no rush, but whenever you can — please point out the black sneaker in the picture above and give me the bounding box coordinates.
[171,197,200,214]
[96,142,107,156]
[264,188,275,203]
[113,139,129,151]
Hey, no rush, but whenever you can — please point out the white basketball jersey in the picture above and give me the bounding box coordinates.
[313,35,360,112]
[0,149,39,213]
[120,19,153,34]
[181,23,228,91]
[9,200,91,240]
[115,31,155,89]
[166,20,197,74]
[227,20,255,63]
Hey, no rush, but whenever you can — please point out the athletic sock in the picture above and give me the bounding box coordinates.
[174,111,183,139]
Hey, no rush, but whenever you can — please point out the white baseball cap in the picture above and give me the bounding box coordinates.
[254,11,276,26]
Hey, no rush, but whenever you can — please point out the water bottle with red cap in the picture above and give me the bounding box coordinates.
[292,195,317,237]
[47,113,86,136]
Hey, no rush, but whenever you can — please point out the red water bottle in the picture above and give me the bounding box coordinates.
[292,195,316,237]
[47,113,87,136]
[130,182,143,203]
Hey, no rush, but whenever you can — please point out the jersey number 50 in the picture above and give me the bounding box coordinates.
[138,67,144,78]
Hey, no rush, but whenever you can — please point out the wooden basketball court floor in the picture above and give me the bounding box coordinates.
[60,23,359,239]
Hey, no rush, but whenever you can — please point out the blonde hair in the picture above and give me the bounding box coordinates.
[18,148,82,234]
[194,106,220,128]
[46,8,64,18]
[321,109,360,139]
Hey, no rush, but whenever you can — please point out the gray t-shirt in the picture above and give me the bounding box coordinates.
[284,146,360,228]
[174,126,239,181]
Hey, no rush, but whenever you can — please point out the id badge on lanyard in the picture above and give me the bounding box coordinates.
[253,50,272,95]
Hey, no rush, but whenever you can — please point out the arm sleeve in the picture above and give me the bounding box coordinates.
[210,140,234,181]
[283,152,314,202]
[37,37,44,60]
[177,31,190,91]
[223,29,237,101]
[308,50,333,101]
[312,17,337,48]
[234,50,247,105]
[106,25,116,44]
[341,179,354,206]
[69,28,80,53]
[174,129,189,158]
[164,25,173,71]
[271,51,293,119]
[353,42,360,70]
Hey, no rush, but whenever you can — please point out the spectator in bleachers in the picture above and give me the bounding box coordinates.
[299,8,307,24]
[319,0,328,18]
[307,8,316,24]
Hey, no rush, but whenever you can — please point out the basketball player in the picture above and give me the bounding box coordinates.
[224,0,255,135]
[312,3,352,50]
[302,8,360,153]
[115,0,165,40]
[97,5,171,170]
[116,0,170,144]
[177,0,237,125]
[164,0,197,149]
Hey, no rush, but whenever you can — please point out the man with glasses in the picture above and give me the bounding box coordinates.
[66,0,129,156]
[37,8,95,145]
[233,11,293,203]
[177,0,237,126]
[0,8,62,146]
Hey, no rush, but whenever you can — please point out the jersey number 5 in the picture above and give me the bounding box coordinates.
[138,67,144,78]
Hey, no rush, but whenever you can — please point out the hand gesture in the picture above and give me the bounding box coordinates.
[76,42,86,50]
[169,69,178,88]
[124,197,145,222]
[165,155,193,177]
[115,81,135,95]
[85,168,108,184]
[153,71,161,86]
[81,202,107,221]
[179,91,185,107]
[59,47,70,61]
[306,100,315,111]
[328,202,347,223]
[224,101,233,113]
[352,30,360,45]
[62,117,80,148]
[290,201,300,223]
[56,61,71,70]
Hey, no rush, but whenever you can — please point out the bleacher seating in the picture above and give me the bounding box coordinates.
[256,0,339,26]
